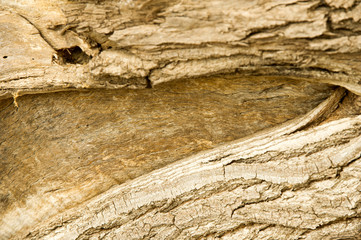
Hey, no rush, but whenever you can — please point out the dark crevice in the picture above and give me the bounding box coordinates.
[332,28,361,36]
[331,19,361,34]
[349,0,361,11]
[145,76,152,88]
[266,63,297,67]
[55,46,92,64]
[324,10,334,36]
[310,0,330,11]
[306,66,348,75]
[245,21,310,40]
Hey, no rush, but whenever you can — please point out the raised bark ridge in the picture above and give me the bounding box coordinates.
[1,0,361,97]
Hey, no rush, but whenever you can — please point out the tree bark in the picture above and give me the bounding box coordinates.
[1,0,361,239]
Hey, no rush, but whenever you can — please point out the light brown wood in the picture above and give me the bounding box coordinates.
[1,0,361,239]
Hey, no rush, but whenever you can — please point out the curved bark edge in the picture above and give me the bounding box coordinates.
[10,88,361,239]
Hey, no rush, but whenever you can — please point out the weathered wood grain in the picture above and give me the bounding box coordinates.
[1,0,361,96]
[1,0,361,239]
[0,76,336,239]
[13,90,361,240]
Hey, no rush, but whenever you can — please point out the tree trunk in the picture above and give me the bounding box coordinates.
[1,0,361,239]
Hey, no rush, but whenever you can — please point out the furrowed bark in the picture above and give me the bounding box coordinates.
[1,0,361,239]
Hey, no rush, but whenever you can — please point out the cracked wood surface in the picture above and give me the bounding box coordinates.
[0,75,337,239]
[1,0,361,96]
[1,0,361,239]
[10,91,361,240]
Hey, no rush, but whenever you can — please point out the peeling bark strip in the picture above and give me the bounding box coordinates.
[2,87,355,240]
[22,109,361,239]
[1,0,361,239]
[0,76,336,239]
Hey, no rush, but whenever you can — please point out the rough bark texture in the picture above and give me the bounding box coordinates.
[1,0,361,239]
